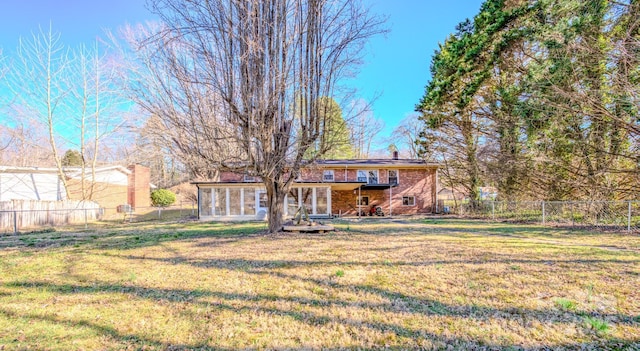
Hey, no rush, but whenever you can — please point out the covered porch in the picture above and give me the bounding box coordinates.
[331,183,399,217]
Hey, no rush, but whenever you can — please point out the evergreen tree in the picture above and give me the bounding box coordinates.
[61,149,83,167]
[416,0,640,201]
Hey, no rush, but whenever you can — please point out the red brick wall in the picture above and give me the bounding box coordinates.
[217,166,437,215]
[330,168,437,216]
[220,172,244,182]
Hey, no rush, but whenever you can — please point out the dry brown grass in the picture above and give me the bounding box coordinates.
[0,218,638,350]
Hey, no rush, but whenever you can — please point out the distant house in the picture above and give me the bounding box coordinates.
[437,187,466,201]
[193,157,439,220]
[0,165,151,211]
[437,186,498,201]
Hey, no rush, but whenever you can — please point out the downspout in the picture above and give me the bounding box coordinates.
[434,166,439,214]
[196,184,201,220]
[389,185,392,217]
[358,186,361,220]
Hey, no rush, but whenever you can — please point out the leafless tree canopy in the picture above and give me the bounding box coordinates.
[1,27,130,200]
[135,0,384,231]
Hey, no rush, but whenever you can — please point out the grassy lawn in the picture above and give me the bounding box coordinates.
[0,218,638,350]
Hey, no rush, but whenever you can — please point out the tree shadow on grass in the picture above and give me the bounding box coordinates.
[2,219,639,349]
[118,251,640,271]
[4,268,639,350]
[0,221,267,251]
[0,307,229,351]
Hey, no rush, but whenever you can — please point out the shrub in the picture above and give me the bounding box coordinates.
[150,189,177,207]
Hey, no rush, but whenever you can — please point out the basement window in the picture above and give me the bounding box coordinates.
[402,196,415,206]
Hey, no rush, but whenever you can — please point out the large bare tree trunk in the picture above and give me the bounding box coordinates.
[264,178,287,232]
[131,0,384,232]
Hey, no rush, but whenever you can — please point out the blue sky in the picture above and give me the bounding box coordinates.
[0,0,484,138]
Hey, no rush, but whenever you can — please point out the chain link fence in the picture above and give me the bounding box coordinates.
[0,202,198,235]
[440,200,640,231]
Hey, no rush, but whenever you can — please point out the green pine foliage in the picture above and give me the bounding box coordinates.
[61,150,84,167]
[304,96,356,160]
[416,0,640,201]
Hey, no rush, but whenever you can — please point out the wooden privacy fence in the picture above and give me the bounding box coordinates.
[0,200,101,233]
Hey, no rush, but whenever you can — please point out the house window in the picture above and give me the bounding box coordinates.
[402,196,416,206]
[258,191,268,208]
[357,170,379,184]
[323,170,334,182]
[244,173,256,182]
[356,196,369,206]
[368,170,379,184]
[357,170,367,182]
[388,170,398,184]
[199,188,212,216]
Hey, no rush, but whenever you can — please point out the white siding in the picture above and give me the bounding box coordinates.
[0,173,65,201]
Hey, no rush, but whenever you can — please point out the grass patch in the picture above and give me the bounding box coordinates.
[554,298,578,311]
[583,316,611,335]
[0,218,638,350]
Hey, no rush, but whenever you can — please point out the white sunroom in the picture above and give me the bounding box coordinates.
[195,183,332,221]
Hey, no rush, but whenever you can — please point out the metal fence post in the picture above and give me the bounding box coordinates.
[629,201,632,232]
[542,201,545,225]
[492,201,495,221]
[84,208,88,229]
[13,210,17,235]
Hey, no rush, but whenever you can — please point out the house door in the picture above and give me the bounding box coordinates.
[256,190,269,219]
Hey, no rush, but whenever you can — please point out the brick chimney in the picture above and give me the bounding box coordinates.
[127,164,151,210]
[392,151,399,160]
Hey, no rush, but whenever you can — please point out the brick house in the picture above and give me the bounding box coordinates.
[193,157,438,220]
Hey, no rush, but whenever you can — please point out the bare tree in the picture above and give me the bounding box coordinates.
[389,113,422,158]
[2,26,130,200]
[3,26,73,198]
[137,0,384,232]
[69,42,130,200]
[348,99,385,159]
[117,23,234,182]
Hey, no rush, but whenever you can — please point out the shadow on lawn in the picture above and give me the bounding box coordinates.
[5,305,638,351]
[5,267,639,350]
[2,220,639,349]
[0,221,267,251]
[119,252,640,270]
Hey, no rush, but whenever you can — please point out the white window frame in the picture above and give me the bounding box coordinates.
[356,196,369,206]
[388,169,399,184]
[323,170,335,182]
[357,170,379,184]
[368,170,379,184]
[357,170,368,182]
[402,196,416,206]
